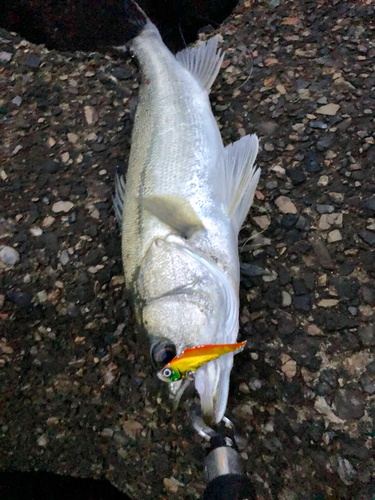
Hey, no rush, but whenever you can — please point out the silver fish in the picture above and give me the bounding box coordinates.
[114,4,260,423]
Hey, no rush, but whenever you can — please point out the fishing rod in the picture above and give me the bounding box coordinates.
[188,405,257,500]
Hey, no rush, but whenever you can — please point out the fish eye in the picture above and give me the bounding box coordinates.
[162,368,172,378]
[150,339,176,368]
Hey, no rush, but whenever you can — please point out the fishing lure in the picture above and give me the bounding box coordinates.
[157,341,246,382]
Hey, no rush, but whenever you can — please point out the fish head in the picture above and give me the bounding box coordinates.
[143,287,236,423]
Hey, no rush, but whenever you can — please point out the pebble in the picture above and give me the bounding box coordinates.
[288,169,306,185]
[52,201,74,213]
[317,175,329,187]
[280,353,297,380]
[307,324,323,336]
[84,105,99,125]
[358,230,375,246]
[319,213,343,230]
[334,389,365,420]
[37,291,48,304]
[60,250,70,265]
[293,295,312,311]
[42,216,55,228]
[67,133,78,144]
[318,299,339,308]
[282,291,292,307]
[61,152,70,163]
[265,180,278,190]
[0,246,20,266]
[253,216,269,229]
[37,434,48,447]
[305,151,322,172]
[12,96,22,106]
[6,291,31,306]
[275,196,297,214]
[316,103,340,116]
[364,196,375,212]
[25,54,41,68]
[327,229,342,243]
[47,137,56,148]
[0,51,12,62]
[360,375,375,395]
[317,204,334,214]
[30,227,43,236]
[336,456,356,486]
[309,121,327,129]
[357,324,375,346]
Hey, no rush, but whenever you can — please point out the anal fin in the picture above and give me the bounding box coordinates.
[137,195,205,239]
[113,170,126,230]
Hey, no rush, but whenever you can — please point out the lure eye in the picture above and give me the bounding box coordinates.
[162,368,172,379]
[150,339,176,368]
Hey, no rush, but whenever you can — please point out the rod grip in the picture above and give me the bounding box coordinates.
[203,473,257,500]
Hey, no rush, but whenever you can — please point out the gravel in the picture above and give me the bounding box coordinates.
[1,1,374,499]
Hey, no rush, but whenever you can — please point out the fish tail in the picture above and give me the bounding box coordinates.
[115,1,161,52]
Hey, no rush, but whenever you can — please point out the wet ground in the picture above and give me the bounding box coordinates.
[1,0,375,499]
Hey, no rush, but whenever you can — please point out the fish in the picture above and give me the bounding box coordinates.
[158,341,247,382]
[114,1,260,423]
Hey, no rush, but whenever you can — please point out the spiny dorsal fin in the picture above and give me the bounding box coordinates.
[219,134,260,234]
[137,195,205,238]
[176,36,224,92]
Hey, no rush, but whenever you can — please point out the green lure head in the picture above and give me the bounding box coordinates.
[157,366,181,383]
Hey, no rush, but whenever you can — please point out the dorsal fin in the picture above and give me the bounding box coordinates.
[219,134,260,234]
[137,195,205,238]
[175,36,224,92]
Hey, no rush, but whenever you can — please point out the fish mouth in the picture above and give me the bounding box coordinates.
[194,353,234,424]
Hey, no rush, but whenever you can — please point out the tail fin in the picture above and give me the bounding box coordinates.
[114,0,160,52]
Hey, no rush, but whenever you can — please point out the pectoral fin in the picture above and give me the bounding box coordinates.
[137,195,205,238]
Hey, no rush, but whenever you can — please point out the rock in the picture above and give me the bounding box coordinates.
[288,169,306,185]
[30,227,43,236]
[359,230,375,246]
[42,216,55,228]
[318,299,339,308]
[37,434,48,447]
[316,103,340,116]
[60,250,70,265]
[282,291,292,307]
[61,152,70,163]
[265,180,278,190]
[364,196,375,212]
[307,324,323,336]
[0,246,20,266]
[240,263,269,277]
[317,175,329,187]
[334,389,365,420]
[280,353,297,380]
[293,295,312,311]
[336,456,356,486]
[84,105,99,125]
[317,204,334,214]
[25,54,41,68]
[319,213,343,230]
[309,121,327,129]
[12,96,22,106]
[317,134,334,151]
[275,196,297,214]
[37,290,48,303]
[360,375,375,394]
[0,51,12,62]
[5,291,31,306]
[253,215,269,229]
[52,201,74,213]
[310,235,335,269]
[327,230,342,243]
[305,152,322,172]
[357,324,375,346]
